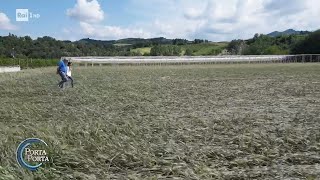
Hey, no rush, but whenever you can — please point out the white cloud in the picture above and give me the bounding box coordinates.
[125,0,320,41]
[66,0,151,39]
[122,0,266,40]
[0,12,17,30]
[66,0,320,41]
[79,22,151,39]
[66,0,104,23]
[263,0,306,15]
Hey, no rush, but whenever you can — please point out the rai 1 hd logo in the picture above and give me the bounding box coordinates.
[16,9,40,22]
[16,138,50,171]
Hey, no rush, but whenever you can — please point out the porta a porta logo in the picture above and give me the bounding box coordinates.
[16,138,50,171]
[16,9,40,22]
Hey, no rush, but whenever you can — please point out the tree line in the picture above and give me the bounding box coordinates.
[150,45,182,56]
[0,34,139,58]
[1,30,319,59]
[227,29,320,55]
[0,34,211,58]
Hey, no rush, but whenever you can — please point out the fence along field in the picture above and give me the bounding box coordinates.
[0,55,319,69]
[67,54,320,66]
[0,66,21,73]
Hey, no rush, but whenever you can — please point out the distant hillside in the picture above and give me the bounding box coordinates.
[131,42,228,56]
[227,29,320,55]
[117,37,174,45]
[77,38,115,46]
[78,37,177,46]
[267,29,311,37]
[2,28,317,59]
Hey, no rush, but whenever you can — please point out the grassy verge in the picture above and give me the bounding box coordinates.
[130,47,152,55]
[0,64,319,179]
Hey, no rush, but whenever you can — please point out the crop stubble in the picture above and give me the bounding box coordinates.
[0,63,319,179]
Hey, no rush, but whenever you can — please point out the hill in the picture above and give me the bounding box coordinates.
[130,43,227,56]
[267,29,311,37]
[78,37,180,46]
[0,29,318,59]
[77,38,115,45]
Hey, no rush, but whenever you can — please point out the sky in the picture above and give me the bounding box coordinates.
[0,0,319,41]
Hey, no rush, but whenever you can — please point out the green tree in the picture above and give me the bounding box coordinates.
[185,49,193,56]
[291,30,320,54]
[227,40,246,55]
[265,46,288,55]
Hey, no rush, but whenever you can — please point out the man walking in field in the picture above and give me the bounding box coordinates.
[57,58,68,88]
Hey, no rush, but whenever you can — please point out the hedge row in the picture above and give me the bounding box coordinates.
[0,58,59,69]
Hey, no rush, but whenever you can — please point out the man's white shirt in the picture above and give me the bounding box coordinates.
[67,67,72,77]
